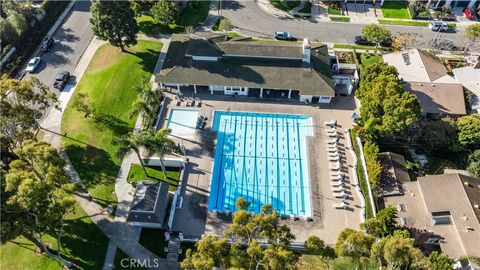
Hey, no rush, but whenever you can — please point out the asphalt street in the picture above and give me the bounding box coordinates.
[25,0,93,93]
[221,0,467,46]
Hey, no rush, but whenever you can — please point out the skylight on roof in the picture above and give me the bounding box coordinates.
[402,53,411,65]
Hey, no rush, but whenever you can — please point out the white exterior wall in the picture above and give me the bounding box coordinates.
[300,95,313,102]
[143,157,186,167]
[192,56,218,61]
[224,86,248,96]
[318,96,332,103]
[209,85,224,91]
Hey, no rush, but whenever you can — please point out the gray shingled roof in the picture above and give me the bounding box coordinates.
[156,34,334,97]
[217,41,304,58]
[379,152,411,197]
[127,181,170,226]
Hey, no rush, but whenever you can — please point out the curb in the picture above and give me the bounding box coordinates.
[47,0,77,38]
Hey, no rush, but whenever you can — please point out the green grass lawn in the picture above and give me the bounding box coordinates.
[381,2,411,19]
[137,1,210,36]
[330,16,350,22]
[269,0,300,11]
[361,54,383,67]
[328,7,342,15]
[378,19,428,26]
[300,255,377,270]
[0,203,109,270]
[127,164,181,188]
[61,40,162,208]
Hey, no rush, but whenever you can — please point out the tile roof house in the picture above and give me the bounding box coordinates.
[383,49,466,117]
[382,173,480,259]
[155,33,335,104]
[453,58,480,113]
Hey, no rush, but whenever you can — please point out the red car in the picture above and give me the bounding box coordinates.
[464,8,476,20]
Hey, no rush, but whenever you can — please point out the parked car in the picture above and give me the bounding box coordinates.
[53,71,70,90]
[40,37,55,53]
[354,36,391,47]
[25,57,41,72]
[354,36,374,46]
[274,31,294,40]
[428,21,455,32]
[464,7,476,20]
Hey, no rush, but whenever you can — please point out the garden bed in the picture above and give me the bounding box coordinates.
[330,16,350,22]
[269,0,300,12]
[127,164,181,188]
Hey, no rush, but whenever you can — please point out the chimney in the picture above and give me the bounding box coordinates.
[302,38,311,64]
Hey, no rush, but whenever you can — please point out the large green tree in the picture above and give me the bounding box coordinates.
[361,24,391,46]
[183,198,301,270]
[0,75,58,155]
[150,0,177,26]
[129,80,163,129]
[361,205,397,238]
[305,236,336,270]
[456,114,480,149]
[181,235,231,270]
[335,228,375,270]
[90,0,138,51]
[429,251,454,270]
[1,140,76,267]
[464,23,480,52]
[371,234,430,270]
[467,150,480,178]
[355,63,421,138]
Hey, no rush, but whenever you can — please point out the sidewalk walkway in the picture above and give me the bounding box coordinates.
[256,0,295,19]
[102,35,172,270]
[311,0,330,22]
[196,0,220,32]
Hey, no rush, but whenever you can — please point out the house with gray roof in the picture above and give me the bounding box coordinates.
[155,33,335,104]
[127,181,172,228]
[382,173,480,260]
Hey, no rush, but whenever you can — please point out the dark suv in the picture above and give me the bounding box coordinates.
[40,37,55,53]
[53,71,70,90]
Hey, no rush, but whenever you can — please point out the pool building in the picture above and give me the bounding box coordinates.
[155,33,335,104]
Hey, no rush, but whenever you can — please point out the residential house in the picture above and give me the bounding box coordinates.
[155,33,336,104]
[378,152,411,197]
[382,173,480,260]
[453,58,480,113]
[383,49,467,117]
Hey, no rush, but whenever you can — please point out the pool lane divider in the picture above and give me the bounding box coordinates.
[295,118,306,214]
[286,118,294,214]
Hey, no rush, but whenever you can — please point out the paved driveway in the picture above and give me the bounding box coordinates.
[25,0,93,93]
[222,0,468,47]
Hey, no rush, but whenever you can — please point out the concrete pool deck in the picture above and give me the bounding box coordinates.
[162,93,362,245]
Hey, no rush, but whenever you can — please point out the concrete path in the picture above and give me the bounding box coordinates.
[102,35,173,270]
[256,0,294,20]
[196,0,220,32]
[311,0,330,22]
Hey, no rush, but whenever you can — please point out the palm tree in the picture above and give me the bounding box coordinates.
[143,129,179,179]
[116,131,151,177]
[129,79,163,129]
[356,117,381,142]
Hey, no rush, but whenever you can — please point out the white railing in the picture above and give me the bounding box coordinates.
[345,129,366,223]
[356,136,377,217]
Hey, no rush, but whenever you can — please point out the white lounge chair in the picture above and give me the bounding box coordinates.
[327,147,338,153]
[326,138,338,144]
[334,191,349,199]
[328,156,342,162]
[324,120,337,127]
[328,151,340,157]
[330,181,346,187]
[329,161,341,170]
[331,174,346,181]
[327,131,338,138]
[331,186,346,192]
[333,202,348,209]
[326,127,337,133]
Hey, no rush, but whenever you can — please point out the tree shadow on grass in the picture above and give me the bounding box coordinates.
[133,48,162,73]
[93,114,131,136]
[51,216,109,269]
[64,143,119,206]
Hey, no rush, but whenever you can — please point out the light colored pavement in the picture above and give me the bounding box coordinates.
[221,0,468,46]
[196,0,221,31]
[311,0,329,22]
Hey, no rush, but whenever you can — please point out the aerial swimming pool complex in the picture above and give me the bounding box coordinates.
[208,111,313,217]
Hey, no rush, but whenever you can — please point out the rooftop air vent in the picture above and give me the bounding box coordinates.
[402,53,411,65]
[474,204,479,209]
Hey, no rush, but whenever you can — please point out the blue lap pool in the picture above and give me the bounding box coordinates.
[208,111,313,217]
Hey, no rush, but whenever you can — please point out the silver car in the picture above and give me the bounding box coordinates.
[26,57,41,73]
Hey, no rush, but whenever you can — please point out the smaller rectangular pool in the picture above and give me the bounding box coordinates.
[166,109,200,136]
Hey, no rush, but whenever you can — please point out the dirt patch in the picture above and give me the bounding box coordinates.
[87,45,123,73]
